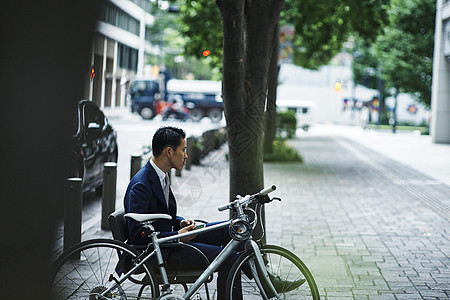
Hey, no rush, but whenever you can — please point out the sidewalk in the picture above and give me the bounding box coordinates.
[306,124,450,187]
[275,126,450,299]
[59,123,450,299]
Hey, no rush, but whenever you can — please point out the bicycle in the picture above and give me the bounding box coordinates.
[50,185,320,299]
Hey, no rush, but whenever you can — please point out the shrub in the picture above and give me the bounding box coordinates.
[263,139,303,163]
[189,128,227,165]
[277,111,297,139]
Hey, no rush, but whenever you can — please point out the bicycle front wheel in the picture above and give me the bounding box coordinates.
[50,239,158,299]
[227,244,320,299]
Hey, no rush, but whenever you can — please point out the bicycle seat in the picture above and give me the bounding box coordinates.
[124,213,172,223]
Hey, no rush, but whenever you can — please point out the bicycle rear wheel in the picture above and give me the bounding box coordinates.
[50,239,158,299]
[226,244,320,299]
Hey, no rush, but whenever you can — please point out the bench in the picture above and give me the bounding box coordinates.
[108,208,212,298]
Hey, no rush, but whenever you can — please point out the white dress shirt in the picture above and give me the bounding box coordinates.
[150,158,168,191]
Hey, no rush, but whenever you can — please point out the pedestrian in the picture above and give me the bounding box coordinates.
[123,126,242,299]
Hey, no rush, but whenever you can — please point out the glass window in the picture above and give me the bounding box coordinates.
[130,80,158,97]
[73,109,80,136]
[84,104,105,130]
[118,43,138,71]
[100,3,139,35]
[130,0,151,12]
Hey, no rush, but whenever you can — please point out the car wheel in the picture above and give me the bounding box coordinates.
[189,108,203,122]
[140,107,155,119]
[208,109,223,123]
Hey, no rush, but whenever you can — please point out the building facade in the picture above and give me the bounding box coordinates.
[85,0,157,109]
[431,0,450,143]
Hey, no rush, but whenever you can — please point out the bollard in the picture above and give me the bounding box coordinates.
[101,162,117,230]
[176,168,182,177]
[64,178,83,255]
[185,136,194,170]
[130,154,142,180]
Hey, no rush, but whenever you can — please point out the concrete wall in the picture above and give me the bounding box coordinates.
[431,0,450,143]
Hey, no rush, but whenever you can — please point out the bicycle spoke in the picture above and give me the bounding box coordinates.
[57,266,90,298]
[85,248,104,287]
[69,253,94,294]
[96,245,104,285]
[242,264,261,296]
[100,246,115,286]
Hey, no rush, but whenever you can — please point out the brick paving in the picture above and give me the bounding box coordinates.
[263,135,450,299]
[54,130,450,299]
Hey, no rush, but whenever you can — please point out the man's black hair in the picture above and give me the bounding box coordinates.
[152,126,186,157]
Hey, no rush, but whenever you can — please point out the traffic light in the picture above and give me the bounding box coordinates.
[90,66,95,79]
[203,50,211,57]
[334,81,342,92]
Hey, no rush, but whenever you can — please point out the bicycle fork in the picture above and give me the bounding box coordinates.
[247,240,279,300]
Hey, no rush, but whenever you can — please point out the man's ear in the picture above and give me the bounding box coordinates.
[165,147,172,157]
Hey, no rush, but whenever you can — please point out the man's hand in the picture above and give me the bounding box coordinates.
[180,219,196,228]
[178,223,196,243]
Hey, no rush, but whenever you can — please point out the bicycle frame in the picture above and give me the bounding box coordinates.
[102,187,280,299]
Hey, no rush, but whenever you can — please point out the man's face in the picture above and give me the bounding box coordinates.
[169,138,187,171]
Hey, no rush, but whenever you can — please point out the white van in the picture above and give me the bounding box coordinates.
[276,99,315,131]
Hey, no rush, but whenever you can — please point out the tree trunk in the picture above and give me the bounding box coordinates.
[217,0,284,199]
[217,0,284,242]
[264,23,280,154]
[216,0,247,201]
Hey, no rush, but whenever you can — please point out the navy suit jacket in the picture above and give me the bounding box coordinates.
[124,161,184,245]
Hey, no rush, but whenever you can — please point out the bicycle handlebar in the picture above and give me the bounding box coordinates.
[217,203,232,212]
[217,185,277,212]
[259,185,276,196]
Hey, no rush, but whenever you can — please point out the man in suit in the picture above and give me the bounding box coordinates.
[124,126,241,299]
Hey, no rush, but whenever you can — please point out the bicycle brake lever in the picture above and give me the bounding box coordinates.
[272,197,281,202]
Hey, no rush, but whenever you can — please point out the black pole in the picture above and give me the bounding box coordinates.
[64,178,83,254]
[185,136,194,170]
[102,162,117,230]
[130,154,142,180]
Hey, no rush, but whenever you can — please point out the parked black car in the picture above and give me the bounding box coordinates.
[72,100,118,193]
